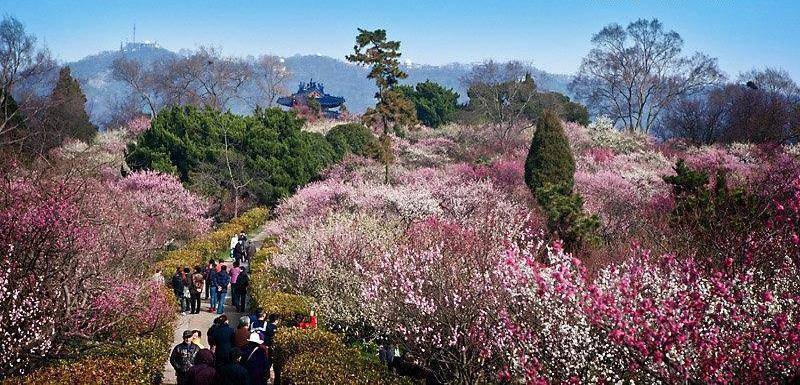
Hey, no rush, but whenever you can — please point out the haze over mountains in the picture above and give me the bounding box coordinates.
[64,42,572,125]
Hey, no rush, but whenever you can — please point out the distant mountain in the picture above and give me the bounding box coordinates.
[66,42,177,124]
[64,45,573,125]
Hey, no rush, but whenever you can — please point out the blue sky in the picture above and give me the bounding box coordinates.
[3,0,800,78]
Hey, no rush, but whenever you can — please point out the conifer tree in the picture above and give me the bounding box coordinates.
[347,28,417,183]
[524,110,575,194]
[45,66,96,145]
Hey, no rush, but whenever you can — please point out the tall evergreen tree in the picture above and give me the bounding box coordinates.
[346,28,417,182]
[524,110,575,194]
[45,67,96,145]
[526,110,598,251]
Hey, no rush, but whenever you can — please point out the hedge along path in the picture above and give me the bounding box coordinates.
[160,207,269,385]
[246,231,412,385]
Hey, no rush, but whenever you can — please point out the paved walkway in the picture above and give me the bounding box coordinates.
[161,260,245,385]
[162,224,274,384]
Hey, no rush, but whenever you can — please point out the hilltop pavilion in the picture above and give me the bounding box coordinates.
[277,80,346,118]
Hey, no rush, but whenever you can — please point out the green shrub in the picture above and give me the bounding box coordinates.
[3,357,152,385]
[397,80,459,128]
[257,291,311,324]
[275,329,412,385]
[525,110,575,194]
[283,351,413,385]
[273,328,343,367]
[127,106,334,207]
[325,123,381,160]
[535,183,600,250]
[663,160,767,266]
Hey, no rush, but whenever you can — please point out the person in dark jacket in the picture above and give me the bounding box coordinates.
[233,242,244,265]
[207,316,222,352]
[234,269,249,312]
[215,265,231,314]
[263,315,280,384]
[186,348,217,385]
[241,333,269,385]
[172,267,189,314]
[218,348,250,385]
[245,241,256,263]
[207,262,219,312]
[263,314,278,346]
[170,330,200,385]
[188,266,203,314]
[204,259,215,300]
[212,314,236,367]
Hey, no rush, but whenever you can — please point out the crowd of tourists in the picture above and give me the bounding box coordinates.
[169,310,285,385]
[166,234,253,315]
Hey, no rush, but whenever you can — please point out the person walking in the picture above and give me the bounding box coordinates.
[207,262,219,313]
[233,242,244,265]
[189,266,204,314]
[245,241,256,263]
[241,333,269,385]
[263,314,280,384]
[169,330,200,385]
[172,267,189,315]
[203,260,215,301]
[234,268,249,312]
[218,348,250,385]
[215,265,231,315]
[181,267,192,315]
[229,235,238,259]
[229,262,241,312]
[234,316,251,348]
[212,314,235,367]
[186,348,217,385]
[207,316,222,353]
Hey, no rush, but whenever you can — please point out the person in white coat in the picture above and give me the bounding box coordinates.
[229,235,238,259]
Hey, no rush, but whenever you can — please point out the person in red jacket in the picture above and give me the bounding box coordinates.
[298,310,317,329]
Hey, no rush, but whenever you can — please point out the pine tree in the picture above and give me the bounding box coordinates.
[346,28,417,183]
[45,66,96,144]
[524,110,575,194]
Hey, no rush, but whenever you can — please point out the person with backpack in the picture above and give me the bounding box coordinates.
[234,268,249,312]
[241,332,269,385]
[190,266,204,314]
[215,265,231,315]
[170,330,200,385]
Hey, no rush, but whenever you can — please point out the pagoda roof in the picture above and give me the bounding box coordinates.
[277,79,345,109]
